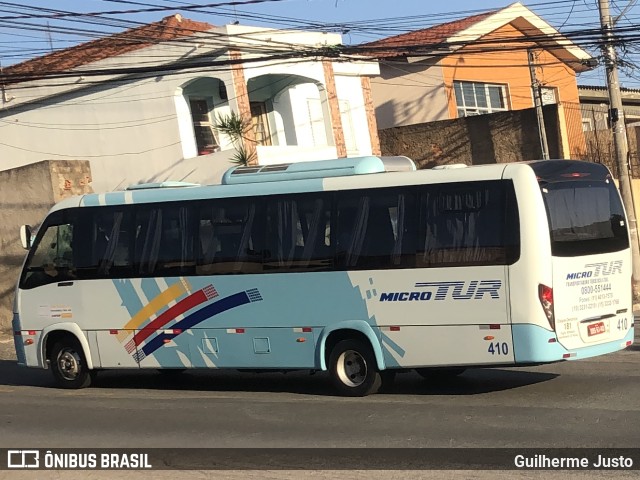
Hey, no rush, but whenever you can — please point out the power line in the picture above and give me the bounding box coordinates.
[0,0,290,20]
[3,1,640,92]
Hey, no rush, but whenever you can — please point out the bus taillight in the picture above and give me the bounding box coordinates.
[538,284,555,330]
[560,172,590,178]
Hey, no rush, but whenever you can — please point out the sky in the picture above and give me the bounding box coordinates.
[1,0,640,87]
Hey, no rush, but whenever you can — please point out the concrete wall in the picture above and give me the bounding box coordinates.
[0,160,93,331]
[379,104,561,167]
[371,61,449,130]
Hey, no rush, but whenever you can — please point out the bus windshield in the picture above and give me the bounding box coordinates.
[541,180,629,257]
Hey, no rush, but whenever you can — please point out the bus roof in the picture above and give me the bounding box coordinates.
[65,158,591,210]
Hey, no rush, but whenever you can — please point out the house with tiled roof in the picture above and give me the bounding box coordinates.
[363,2,593,159]
[579,84,640,130]
[0,14,380,192]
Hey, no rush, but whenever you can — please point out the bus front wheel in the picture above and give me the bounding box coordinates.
[49,339,92,389]
[328,339,382,397]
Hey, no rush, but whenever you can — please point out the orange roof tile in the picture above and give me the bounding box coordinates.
[3,14,213,83]
[361,11,495,57]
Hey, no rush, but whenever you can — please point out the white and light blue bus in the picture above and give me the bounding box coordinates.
[13,156,634,396]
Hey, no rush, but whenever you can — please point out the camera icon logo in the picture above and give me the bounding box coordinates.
[7,450,39,469]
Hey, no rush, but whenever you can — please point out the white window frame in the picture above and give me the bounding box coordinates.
[454,81,509,118]
[250,101,272,146]
[188,97,220,156]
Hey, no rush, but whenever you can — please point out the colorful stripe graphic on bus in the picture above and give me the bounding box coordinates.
[124,284,219,353]
[115,278,191,342]
[132,288,263,363]
[379,280,502,302]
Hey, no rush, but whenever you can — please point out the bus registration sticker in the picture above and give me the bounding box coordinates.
[587,321,606,337]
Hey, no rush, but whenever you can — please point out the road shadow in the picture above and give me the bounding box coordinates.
[626,339,640,352]
[0,359,558,396]
[384,368,558,395]
[0,359,53,387]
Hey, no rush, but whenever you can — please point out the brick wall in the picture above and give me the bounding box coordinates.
[379,104,561,168]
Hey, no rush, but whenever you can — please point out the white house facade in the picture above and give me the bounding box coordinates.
[0,16,380,192]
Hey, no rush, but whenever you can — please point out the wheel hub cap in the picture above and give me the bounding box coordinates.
[58,350,81,380]
[337,350,367,387]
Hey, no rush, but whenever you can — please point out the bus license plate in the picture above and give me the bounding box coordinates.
[587,321,606,337]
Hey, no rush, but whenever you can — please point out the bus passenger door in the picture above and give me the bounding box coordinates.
[95,329,140,368]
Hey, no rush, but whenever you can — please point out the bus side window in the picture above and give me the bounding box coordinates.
[197,199,264,275]
[264,194,332,271]
[88,209,133,277]
[158,207,196,275]
[336,190,416,270]
[421,185,485,266]
[419,181,517,267]
[199,219,218,264]
[133,206,196,276]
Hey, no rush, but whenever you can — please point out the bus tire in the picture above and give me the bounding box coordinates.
[328,339,382,397]
[49,339,92,389]
[415,367,466,381]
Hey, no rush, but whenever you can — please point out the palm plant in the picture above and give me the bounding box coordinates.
[213,112,256,166]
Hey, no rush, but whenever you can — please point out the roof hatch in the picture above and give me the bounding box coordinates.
[125,181,200,190]
[221,156,416,185]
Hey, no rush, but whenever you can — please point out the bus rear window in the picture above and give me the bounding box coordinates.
[541,181,629,256]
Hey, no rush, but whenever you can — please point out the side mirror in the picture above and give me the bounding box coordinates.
[20,225,32,250]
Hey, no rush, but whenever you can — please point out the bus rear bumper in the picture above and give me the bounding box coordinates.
[512,324,634,363]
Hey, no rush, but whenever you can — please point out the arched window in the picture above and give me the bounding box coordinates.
[188,98,219,156]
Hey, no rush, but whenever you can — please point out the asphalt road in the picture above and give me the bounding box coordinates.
[1,331,640,448]
[0,329,639,478]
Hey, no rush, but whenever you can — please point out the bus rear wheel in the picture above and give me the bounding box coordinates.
[328,339,381,397]
[50,339,92,389]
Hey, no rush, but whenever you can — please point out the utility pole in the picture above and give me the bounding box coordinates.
[599,0,640,299]
[528,49,550,160]
[46,22,54,53]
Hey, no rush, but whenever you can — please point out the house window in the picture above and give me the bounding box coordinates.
[453,81,508,117]
[189,98,219,156]
[250,102,272,146]
[582,118,594,132]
